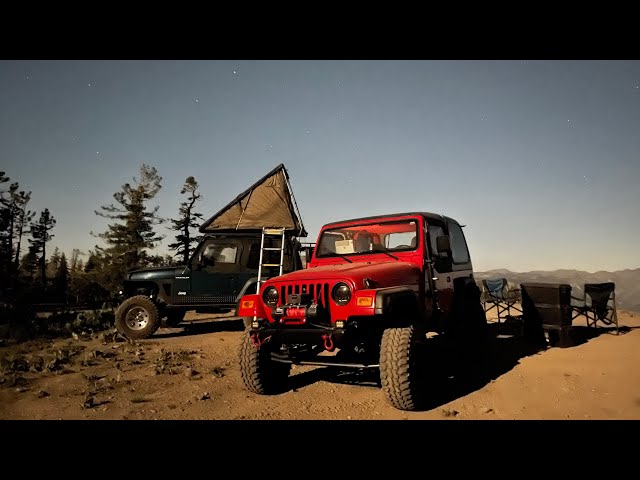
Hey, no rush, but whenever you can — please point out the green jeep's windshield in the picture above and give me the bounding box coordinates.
[316,219,419,258]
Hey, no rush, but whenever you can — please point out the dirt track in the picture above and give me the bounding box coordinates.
[1,310,640,420]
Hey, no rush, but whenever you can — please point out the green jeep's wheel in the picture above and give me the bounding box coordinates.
[379,325,427,411]
[115,295,161,340]
[238,330,290,395]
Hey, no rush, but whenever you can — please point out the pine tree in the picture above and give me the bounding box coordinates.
[47,247,61,280]
[28,209,56,287]
[20,245,39,279]
[0,173,34,283]
[93,164,164,290]
[54,252,69,302]
[0,173,12,288]
[167,176,204,264]
[12,190,35,272]
[70,248,83,272]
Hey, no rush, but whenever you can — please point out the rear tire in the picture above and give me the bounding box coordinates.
[115,295,161,340]
[238,330,290,395]
[379,325,426,411]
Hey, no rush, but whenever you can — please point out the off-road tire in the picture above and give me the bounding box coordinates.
[239,330,290,395]
[379,325,426,411]
[115,295,161,340]
[164,309,186,328]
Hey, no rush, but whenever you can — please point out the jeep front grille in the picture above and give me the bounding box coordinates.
[278,282,331,311]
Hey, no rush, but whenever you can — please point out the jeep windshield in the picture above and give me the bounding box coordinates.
[316,219,418,258]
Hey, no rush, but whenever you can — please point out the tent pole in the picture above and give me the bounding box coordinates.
[235,189,254,230]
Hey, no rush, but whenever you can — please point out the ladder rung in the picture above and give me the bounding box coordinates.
[262,247,282,251]
[262,263,282,267]
[264,228,285,235]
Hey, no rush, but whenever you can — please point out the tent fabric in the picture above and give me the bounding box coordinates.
[199,164,307,236]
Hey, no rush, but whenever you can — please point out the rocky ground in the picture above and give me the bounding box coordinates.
[1,310,639,420]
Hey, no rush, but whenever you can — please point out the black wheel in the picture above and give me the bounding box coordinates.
[115,295,161,340]
[238,330,290,395]
[379,325,427,411]
[163,309,185,327]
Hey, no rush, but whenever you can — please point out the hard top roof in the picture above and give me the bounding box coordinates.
[321,212,461,228]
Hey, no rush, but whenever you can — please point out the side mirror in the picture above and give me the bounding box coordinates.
[436,235,451,254]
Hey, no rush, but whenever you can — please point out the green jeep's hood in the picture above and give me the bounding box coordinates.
[127,266,188,281]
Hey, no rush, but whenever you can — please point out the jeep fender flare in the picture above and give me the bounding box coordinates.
[374,286,421,328]
[122,281,163,302]
[235,278,261,304]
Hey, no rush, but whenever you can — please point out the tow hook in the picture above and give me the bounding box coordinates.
[250,333,271,350]
[322,333,335,352]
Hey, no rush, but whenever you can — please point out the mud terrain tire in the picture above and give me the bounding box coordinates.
[115,295,161,340]
[239,330,291,395]
[379,325,426,411]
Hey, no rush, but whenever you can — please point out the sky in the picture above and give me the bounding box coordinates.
[1,60,639,273]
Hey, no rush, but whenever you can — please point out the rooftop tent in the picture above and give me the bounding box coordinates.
[199,163,307,237]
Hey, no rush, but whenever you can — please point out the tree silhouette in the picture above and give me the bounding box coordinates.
[12,189,35,272]
[167,176,204,264]
[93,164,164,291]
[28,208,56,287]
[54,252,69,302]
[0,172,35,289]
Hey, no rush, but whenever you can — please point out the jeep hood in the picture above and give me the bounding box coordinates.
[127,266,187,281]
[269,261,421,288]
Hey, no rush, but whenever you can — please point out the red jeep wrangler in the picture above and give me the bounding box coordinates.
[237,212,487,411]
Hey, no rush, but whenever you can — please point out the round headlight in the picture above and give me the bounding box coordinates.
[262,286,279,307]
[332,282,352,306]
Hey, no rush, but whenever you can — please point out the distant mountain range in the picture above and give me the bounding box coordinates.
[474,268,640,313]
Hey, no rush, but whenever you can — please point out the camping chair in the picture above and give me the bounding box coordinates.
[571,282,619,335]
[481,278,522,323]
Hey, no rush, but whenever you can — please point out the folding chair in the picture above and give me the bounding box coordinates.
[481,278,522,323]
[571,282,619,335]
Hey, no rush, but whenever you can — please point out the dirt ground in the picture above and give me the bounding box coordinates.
[1,309,639,420]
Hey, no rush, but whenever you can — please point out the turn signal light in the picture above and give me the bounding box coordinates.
[241,300,254,309]
[356,296,373,307]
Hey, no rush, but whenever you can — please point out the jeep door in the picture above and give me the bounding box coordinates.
[234,240,262,297]
[187,239,243,305]
[426,221,454,317]
[427,219,474,319]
